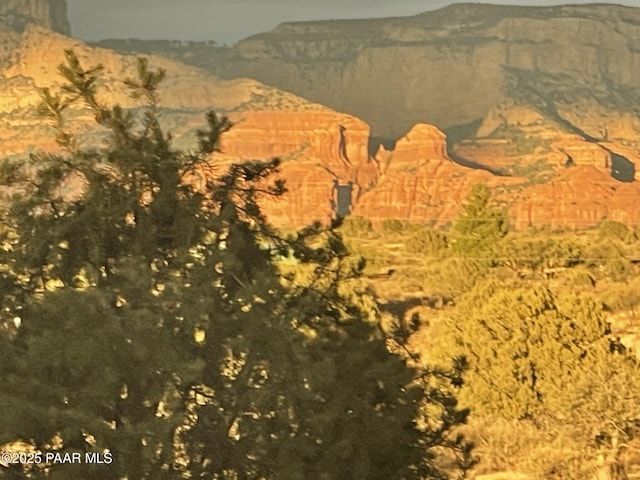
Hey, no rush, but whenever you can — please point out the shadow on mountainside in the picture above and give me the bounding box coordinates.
[368,123,509,177]
[446,143,509,176]
[549,105,636,182]
[443,119,510,176]
[611,152,636,182]
[510,72,636,182]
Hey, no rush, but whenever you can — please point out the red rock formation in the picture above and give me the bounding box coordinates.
[550,139,610,169]
[211,120,514,228]
[384,123,448,164]
[0,25,380,228]
[218,111,371,176]
[212,110,377,226]
[510,166,640,229]
[213,119,640,231]
[3,25,640,232]
[354,124,508,226]
[455,103,616,174]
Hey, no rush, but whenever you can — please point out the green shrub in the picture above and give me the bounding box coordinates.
[598,219,633,242]
[339,215,373,237]
[600,279,640,313]
[451,184,509,257]
[381,218,406,235]
[405,227,448,255]
[423,257,488,300]
[435,282,640,442]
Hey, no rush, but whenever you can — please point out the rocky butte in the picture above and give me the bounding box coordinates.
[0,0,68,36]
[97,4,640,135]
[4,2,640,229]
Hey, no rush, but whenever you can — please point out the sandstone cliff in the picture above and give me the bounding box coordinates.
[354,124,498,226]
[510,166,640,230]
[93,3,640,199]
[5,5,640,230]
[0,24,330,155]
[209,110,376,226]
[0,0,69,35]
[95,3,640,139]
[0,23,374,228]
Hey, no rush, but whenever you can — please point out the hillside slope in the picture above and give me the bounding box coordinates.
[5,3,640,229]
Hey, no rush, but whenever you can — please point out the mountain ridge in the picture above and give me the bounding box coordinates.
[93,3,640,141]
[0,0,69,35]
[4,4,640,229]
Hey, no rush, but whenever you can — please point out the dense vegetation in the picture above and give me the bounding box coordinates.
[340,193,640,479]
[0,52,474,479]
[2,49,640,480]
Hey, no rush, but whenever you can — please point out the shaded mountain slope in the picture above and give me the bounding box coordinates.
[94,3,640,138]
[4,4,640,229]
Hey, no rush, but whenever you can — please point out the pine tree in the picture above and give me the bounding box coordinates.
[451,184,508,258]
[0,51,473,479]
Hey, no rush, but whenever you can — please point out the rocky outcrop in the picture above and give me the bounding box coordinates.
[210,110,377,226]
[4,14,640,231]
[97,4,640,140]
[212,120,514,228]
[354,124,515,226]
[0,25,378,228]
[511,166,640,229]
[0,25,330,156]
[1,26,325,114]
[227,3,640,140]
[0,0,69,34]
[93,4,640,193]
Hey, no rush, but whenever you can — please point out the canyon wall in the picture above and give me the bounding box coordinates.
[0,0,69,35]
[3,4,640,230]
[95,3,640,197]
[98,4,640,140]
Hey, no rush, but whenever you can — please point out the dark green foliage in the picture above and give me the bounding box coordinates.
[405,226,449,256]
[0,51,472,480]
[437,281,640,440]
[338,215,374,237]
[451,184,509,258]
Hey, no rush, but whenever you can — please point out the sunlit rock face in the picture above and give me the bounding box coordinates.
[0,0,69,35]
[209,110,377,227]
[152,3,640,139]
[0,21,375,229]
[0,23,331,153]
[3,3,640,231]
[509,166,640,230]
[206,2,640,188]
[3,23,640,231]
[354,124,493,227]
[92,4,640,202]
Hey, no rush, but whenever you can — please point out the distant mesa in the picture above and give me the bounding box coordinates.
[94,3,640,189]
[96,3,640,140]
[0,0,69,35]
[3,3,640,231]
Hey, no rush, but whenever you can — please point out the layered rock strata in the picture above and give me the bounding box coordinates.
[3,9,640,230]
[0,0,69,35]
